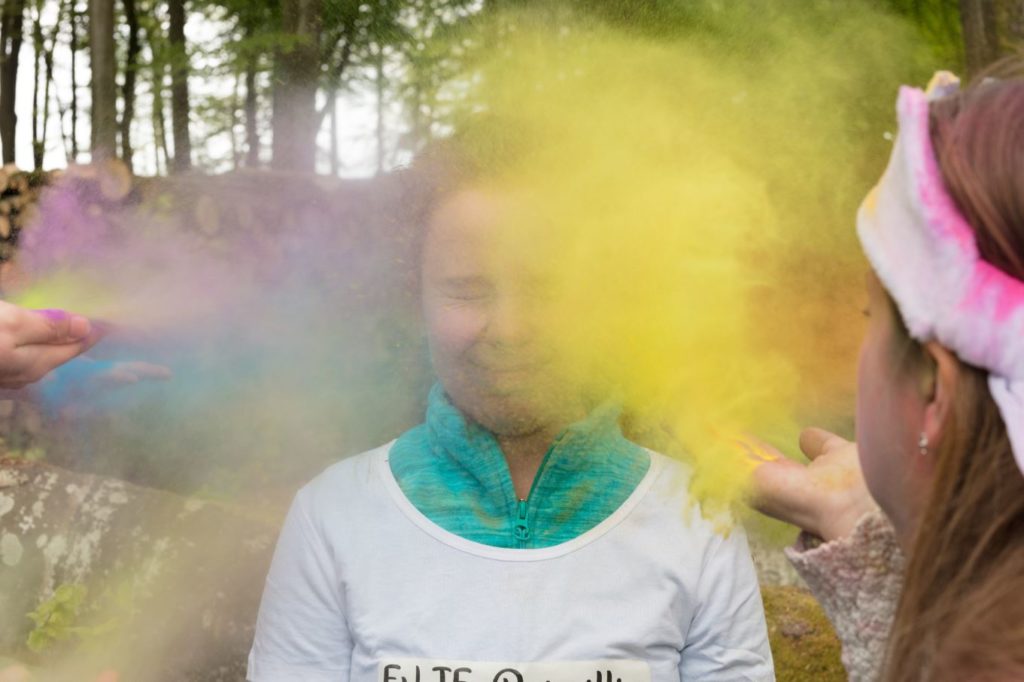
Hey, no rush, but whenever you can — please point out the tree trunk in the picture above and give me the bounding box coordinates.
[230,68,240,168]
[243,54,258,166]
[139,14,169,174]
[409,78,424,154]
[244,29,259,167]
[0,0,26,166]
[327,89,337,176]
[374,42,385,176]
[153,65,170,174]
[68,0,77,159]
[30,2,41,170]
[960,0,1000,75]
[88,0,116,159]
[41,12,55,162]
[119,0,140,172]
[270,0,322,172]
[168,0,191,172]
[1007,0,1024,46]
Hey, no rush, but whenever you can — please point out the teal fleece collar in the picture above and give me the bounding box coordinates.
[389,384,650,548]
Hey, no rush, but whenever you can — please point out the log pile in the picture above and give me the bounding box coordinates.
[0,167,53,262]
[0,159,133,267]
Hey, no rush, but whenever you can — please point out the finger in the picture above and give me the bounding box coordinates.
[11,308,92,346]
[16,342,91,384]
[734,434,786,463]
[117,362,173,380]
[96,362,173,387]
[747,458,817,530]
[799,427,852,461]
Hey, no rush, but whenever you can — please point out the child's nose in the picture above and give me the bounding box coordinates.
[484,294,538,347]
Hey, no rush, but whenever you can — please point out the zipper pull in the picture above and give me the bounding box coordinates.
[514,499,531,543]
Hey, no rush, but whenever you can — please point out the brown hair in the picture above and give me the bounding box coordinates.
[399,113,539,295]
[883,62,1024,681]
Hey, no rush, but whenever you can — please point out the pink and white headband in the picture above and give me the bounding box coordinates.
[857,73,1024,477]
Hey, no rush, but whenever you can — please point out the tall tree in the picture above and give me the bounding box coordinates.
[395,0,477,157]
[139,8,170,173]
[215,0,276,167]
[373,39,385,175]
[68,0,79,159]
[168,0,191,172]
[30,0,58,170]
[0,0,26,165]
[89,0,117,158]
[326,90,337,174]
[1013,0,1024,42]
[30,0,42,169]
[120,0,141,171]
[960,0,1000,74]
[270,0,322,171]
[243,24,259,166]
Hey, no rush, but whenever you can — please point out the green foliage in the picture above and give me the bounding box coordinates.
[26,584,88,653]
[876,0,963,67]
[25,584,118,654]
[12,446,46,461]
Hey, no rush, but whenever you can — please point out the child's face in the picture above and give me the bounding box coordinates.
[855,271,929,529]
[421,188,581,437]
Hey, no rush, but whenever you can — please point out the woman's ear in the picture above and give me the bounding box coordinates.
[921,341,960,459]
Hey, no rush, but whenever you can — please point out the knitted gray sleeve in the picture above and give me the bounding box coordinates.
[785,509,904,682]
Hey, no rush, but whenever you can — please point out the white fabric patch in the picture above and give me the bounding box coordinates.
[379,658,651,682]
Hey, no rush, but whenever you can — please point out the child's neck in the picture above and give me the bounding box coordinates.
[498,428,562,500]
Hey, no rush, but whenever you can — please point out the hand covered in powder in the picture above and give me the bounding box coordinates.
[33,357,173,417]
[746,427,878,542]
[0,302,101,389]
[69,359,172,388]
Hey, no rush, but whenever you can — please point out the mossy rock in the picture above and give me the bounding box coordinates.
[763,584,845,681]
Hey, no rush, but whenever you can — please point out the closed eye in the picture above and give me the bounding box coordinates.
[441,277,495,301]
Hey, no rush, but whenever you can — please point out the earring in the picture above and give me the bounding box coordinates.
[918,432,929,456]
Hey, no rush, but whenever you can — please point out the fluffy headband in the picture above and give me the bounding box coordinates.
[857,73,1024,477]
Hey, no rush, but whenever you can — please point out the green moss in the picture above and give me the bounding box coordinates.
[25,583,118,655]
[762,584,846,682]
[26,584,88,653]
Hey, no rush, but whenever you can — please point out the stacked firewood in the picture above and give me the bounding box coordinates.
[0,166,50,261]
[0,159,134,263]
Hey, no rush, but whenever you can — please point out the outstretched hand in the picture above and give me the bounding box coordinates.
[0,302,101,389]
[746,427,877,542]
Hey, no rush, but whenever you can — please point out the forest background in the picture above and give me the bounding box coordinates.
[0,0,1018,178]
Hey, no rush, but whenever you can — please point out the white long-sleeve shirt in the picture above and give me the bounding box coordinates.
[248,443,773,682]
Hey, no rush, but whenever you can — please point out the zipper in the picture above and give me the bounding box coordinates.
[514,499,530,546]
[511,433,565,548]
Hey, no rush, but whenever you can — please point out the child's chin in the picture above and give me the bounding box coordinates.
[469,397,556,437]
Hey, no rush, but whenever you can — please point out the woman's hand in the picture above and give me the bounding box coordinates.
[37,358,173,416]
[747,427,877,542]
[0,302,100,389]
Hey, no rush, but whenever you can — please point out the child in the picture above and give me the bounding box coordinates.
[247,163,774,681]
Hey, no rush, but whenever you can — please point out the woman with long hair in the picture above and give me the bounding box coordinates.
[752,65,1024,681]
